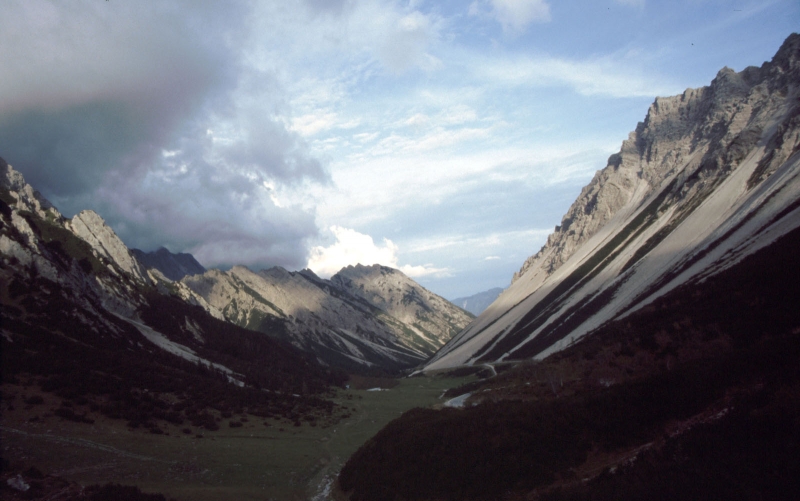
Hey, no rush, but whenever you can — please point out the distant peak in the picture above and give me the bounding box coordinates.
[336,263,396,278]
[298,268,320,280]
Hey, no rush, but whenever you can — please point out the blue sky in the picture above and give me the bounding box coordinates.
[1,0,797,299]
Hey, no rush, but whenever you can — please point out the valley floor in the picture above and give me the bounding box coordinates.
[1,374,473,501]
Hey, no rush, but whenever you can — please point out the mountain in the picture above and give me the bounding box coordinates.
[425,33,800,371]
[337,34,800,501]
[178,263,474,372]
[1,159,346,434]
[451,287,504,316]
[0,158,471,376]
[339,224,800,500]
[130,246,206,281]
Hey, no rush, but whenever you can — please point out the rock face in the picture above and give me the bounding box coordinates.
[452,287,504,316]
[426,33,800,371]
[131,247,206,281]
[67,210,151,283]
[181,263,474,371]
[331,264,473,352]
[1,160,152,317]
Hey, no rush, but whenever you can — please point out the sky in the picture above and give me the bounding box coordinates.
[1,0,797,300]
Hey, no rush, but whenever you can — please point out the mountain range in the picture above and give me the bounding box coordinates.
[0,163,472,375]
[175,263,472,371]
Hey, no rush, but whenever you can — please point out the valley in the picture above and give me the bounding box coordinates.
[1,373,475,500]
[2,25,799,501]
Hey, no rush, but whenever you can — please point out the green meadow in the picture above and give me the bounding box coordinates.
[1,373,471,500]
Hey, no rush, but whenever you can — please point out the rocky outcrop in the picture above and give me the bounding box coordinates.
[0,157,60,220]
[427,33,800,371]
[68,210,151,283]
[1,163,347,441]
[1,161,149,320]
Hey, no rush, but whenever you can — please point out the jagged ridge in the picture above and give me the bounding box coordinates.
[179,263,474,372]
[426,33,800,370]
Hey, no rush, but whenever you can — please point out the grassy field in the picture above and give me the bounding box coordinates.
[1,374,472,500]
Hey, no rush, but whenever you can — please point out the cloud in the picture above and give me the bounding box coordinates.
[249,2,440,77]
[0,0,328,270]
[307,226,449,278]
[0,1,241,201]
[95,125,319,270]
[303,0,353,16]
[0,1,241,117]
[485,0,552,34]
[291,112,339,136]
[379,10,437,73]
[475,52,679,98]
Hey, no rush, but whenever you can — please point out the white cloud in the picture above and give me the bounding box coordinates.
[291,112,339,136]
[398,263,451,278]
[406,228,554,254]
[379,10,438,73]
[307,226,449,278]
[249,2,440,77]
[490,0,552,34]
[475,52,679,98]
[353,131,380,142]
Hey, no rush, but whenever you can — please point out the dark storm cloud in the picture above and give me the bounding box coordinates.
[0,0,241,203]
[0,0,328,269]
[95,123,320,270]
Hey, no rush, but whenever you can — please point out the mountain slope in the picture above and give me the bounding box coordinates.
[426,33,800,371]
[452,287,504,316]
[1,160,346,432]
[0,156,470,376]
[337,154,800,501]
[179,264,473,372]
[131,246,206,281]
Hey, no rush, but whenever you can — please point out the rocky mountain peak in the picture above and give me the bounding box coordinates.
[336,263,392,278]
[771,32,800,71]
[0,159,60,220]
[67,210,150,283]
[512,34,799,285]
[431,34,800,370]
